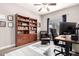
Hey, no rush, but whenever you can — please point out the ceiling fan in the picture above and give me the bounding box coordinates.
[34,3,56,12]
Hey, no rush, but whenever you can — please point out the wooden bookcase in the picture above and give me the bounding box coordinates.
[15,14,37,46]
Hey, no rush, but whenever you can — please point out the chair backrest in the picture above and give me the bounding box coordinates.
[40,31,47,38]
[50,29,58,38]
[40,31,50,40]
[50,29,59,45]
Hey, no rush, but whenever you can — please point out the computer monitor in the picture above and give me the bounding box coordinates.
[59,22,76,35]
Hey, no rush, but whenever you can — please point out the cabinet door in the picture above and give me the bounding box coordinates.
[16,34,29,46]
[29,34,37,42]
[30,35,34,42]
[34,34,37,41]
[16,38,25,46]
[24,34,30,43]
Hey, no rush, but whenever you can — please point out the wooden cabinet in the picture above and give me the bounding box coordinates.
[16,14,37,47]
[16,34,37,46]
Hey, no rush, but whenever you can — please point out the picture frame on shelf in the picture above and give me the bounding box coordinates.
[7,15,13,21]
[0,21,6,27]
[8,22,13,28]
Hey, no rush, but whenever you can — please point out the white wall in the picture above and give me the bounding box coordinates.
[0,3,41,49]
[41,4,79,52]
[41,4,79,30]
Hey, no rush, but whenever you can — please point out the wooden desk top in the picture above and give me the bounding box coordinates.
[55,35,79,44]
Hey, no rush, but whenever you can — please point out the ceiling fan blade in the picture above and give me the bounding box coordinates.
[46,7,50,11]
[38,7,42,12]
[48,3,56,6]
[34,4,41,6]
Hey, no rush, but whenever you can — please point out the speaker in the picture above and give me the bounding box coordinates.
[47,18,50,33]
[62,14,67,22]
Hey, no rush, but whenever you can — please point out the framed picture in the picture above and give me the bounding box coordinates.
[8,22,13,28]
[7,15,13,21]
[0,21,6,27]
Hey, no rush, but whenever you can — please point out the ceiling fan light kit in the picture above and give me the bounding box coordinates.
[34,3,56,12]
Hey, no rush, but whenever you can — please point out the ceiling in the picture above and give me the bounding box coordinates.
[17,3,78,15]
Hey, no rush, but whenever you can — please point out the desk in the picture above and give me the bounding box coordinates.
[55,35,79,44]
[55,35,79,56]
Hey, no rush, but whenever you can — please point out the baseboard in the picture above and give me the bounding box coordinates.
[0,44,15,50]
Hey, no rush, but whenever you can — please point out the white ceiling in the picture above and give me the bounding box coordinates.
[17,3,78,15]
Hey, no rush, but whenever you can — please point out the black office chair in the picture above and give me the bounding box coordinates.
[50,29,66,56]
[40,31,50,45]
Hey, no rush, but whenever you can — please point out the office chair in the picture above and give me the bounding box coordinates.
[50,29,66,56]
[40,31,50,45]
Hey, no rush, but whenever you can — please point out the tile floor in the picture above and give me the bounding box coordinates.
[0,41,72,56]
